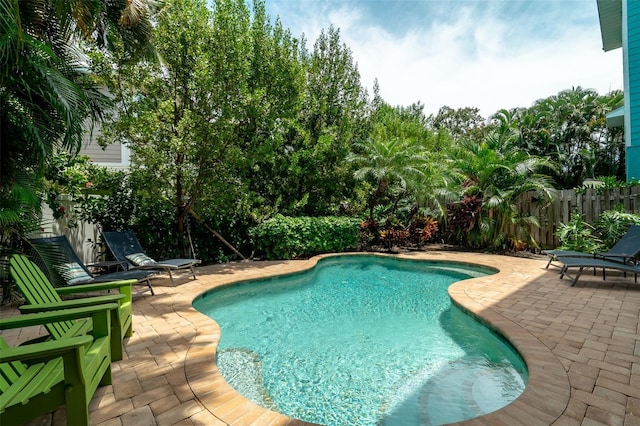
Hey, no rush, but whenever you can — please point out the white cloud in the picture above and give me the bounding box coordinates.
[266,1,623,118]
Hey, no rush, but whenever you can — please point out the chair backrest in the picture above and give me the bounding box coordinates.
[609,225,640,255]
[29,236,95,285]
[101,231,146,269]
[9,255,76,340]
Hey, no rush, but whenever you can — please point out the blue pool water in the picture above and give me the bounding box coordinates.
[193,255,527,425]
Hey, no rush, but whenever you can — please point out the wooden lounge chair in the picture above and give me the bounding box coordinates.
[29,235,158,295]
[543,224,640,269]
[102,230,201,285]
[558,256,640,286]
[0,304,116,426]
[9,254,134,361]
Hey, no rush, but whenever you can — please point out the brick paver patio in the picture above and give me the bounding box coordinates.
[2,251,639,425]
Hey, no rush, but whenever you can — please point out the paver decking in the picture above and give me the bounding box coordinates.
[2,251,639,425]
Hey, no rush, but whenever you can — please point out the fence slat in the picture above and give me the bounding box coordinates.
[516,187,640,249]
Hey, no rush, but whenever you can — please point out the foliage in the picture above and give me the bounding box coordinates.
[0,0,156,187]
[407,216,439,246]
[95,0,317,248]
[10,0,629,262]
[280,25,369,215]
[447,119,557,250]
[594,208,640,248]
[357,215,437,251]
[348,100,452,222]
[556,212,603,253]
[503,87,625,189]
[575,176,640,195]
[74,165,237,263]
[444,195,483,246]
[0,0,157,303]
[428,105,487,143]
[0,173,43,303]
[250,215,360,259]
[555,208,640,253]
[43,153,96,224]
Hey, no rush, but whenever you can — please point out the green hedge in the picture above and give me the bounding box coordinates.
[251,215,361,259]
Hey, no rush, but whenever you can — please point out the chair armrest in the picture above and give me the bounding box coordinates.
[18,294,126,314]
[0,335,93,363]
[597,253,636,263]
[56,279,135,295]
[0,304,119,330]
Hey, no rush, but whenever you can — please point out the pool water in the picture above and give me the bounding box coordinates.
[193,256,527,425]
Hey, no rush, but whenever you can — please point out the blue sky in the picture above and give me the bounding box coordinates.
[264,0,623,117]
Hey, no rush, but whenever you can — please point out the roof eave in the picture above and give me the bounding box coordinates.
[597,0,623,51]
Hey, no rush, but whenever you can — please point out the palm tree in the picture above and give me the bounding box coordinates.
[0,0,157,298]
[1,0,157,187]
[448,122,557,249]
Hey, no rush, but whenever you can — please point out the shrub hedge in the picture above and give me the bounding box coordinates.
[251,215,361,259]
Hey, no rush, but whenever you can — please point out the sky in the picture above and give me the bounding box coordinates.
[264,0,623,118]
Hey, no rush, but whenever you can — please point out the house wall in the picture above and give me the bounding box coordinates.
[40,201,101,264]
[625,0,640,180]
[82,129,121,163]
[40,117,129,260]
[79,118,130,169]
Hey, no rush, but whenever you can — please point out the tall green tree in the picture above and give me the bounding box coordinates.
[96,0,223,250]
[96,0,306,251]
[231,2,305,219]
[428,105,487,143]
[288,25,369,215]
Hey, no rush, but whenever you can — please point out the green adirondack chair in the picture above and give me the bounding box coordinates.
[10,254,134,361]
[0,304,116,426]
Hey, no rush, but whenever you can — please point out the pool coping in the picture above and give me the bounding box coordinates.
[183,252,571,425]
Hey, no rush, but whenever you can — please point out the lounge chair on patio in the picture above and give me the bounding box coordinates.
[543,224,640,269]
[558,256,640,286]
[29,235,158,295]
[0,305,115,426]
[9,254,134,361]
[102,230,201,285]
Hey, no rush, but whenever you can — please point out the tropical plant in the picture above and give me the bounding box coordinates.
[448,120,557,249]
[594,208,640,248]
[0,0,157,302]
[506,87,625,188]
[0,174,43,303]
[348,102,450,220]
[0,0,157,187]
[556,212,603,253]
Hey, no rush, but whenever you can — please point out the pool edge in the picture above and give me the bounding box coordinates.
[184,252,571,425]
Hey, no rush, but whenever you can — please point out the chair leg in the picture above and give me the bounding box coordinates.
[571,267,585,287]
[545,256,553,269]
[168,269,175,285]
[190,265,197,280]
[560,265,568,278]
[143,277,155,295]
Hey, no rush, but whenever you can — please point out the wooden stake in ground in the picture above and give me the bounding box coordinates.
[188,209,247,260]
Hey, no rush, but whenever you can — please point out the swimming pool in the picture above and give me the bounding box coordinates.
[193,255,528,425]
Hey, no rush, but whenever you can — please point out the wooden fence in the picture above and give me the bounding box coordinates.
[517,186,640,248]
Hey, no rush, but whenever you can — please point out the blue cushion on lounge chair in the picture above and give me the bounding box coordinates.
[56,262,94,285]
